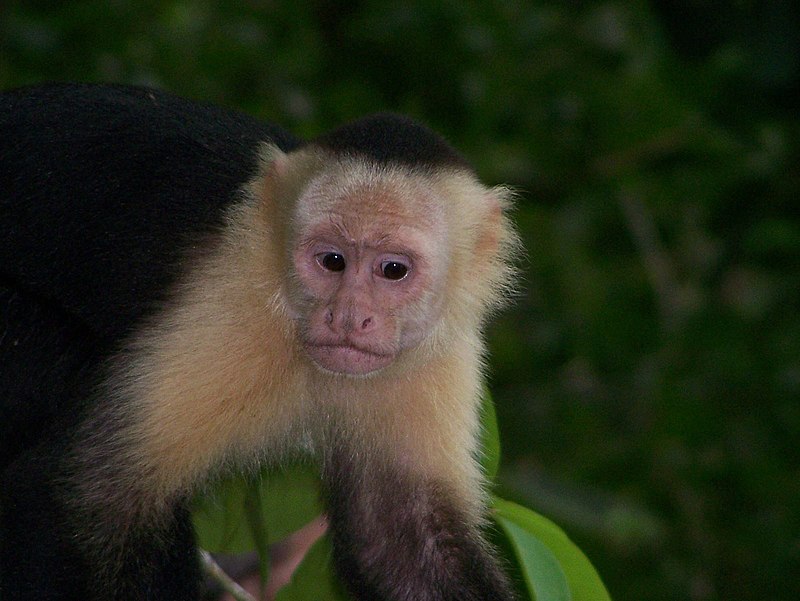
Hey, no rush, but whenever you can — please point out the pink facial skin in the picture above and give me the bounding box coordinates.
[292,213,441,377]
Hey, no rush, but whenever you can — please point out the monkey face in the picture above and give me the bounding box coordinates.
[291,221,445,376]
[287,169,448,377]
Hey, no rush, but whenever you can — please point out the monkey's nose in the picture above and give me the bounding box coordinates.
[325,307,376,336]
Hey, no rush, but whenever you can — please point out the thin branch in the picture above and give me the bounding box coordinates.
[200,549,257,601]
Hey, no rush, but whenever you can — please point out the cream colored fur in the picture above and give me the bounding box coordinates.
[84,145,519,525]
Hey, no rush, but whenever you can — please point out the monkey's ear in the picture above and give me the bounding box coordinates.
[250,144,295,230]
[475,186,515,257]
[470,185,520,309]
[258,143,290,178]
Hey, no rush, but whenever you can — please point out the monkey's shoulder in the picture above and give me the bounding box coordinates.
[0,84,300,339]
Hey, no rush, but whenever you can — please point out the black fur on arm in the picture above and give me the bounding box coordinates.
[322,441,516,601]
[1,413,200,600]
[0,83,295,600]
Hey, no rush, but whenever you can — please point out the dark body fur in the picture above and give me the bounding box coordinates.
[0,84,514,600]
[0,83,300,598]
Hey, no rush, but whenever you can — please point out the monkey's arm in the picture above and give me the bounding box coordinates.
[0,282,200,599]
[315,347,516,601]
[322,443,515,601]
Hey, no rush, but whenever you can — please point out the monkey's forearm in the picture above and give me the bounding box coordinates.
[323,450,515,601]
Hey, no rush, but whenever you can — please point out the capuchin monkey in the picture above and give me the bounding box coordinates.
[0,83,519,600]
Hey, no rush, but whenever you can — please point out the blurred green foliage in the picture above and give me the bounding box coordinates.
[2,1,798,600]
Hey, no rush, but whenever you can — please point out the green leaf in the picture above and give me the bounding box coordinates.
[193,464,324,554]
[480,386,501,481]
[192,475,258,554]
[495,509,571,601]
[274,534,349,601]
[493,498,611,601]
[244,482,270,588]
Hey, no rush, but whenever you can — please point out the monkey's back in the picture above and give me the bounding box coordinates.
[0,83,299,340]
[0,84,299,465]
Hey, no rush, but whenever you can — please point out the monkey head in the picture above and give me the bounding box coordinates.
[285,158,450,376]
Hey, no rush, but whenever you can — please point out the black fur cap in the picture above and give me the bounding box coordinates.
[311,113,471,171]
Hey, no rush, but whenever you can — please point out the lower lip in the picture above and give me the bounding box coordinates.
[305,344,394,376]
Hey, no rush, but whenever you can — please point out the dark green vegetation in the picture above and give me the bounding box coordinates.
[2,2,797,600]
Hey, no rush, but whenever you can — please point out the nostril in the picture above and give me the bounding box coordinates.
[325,308,334,325]
[361,317,372,330]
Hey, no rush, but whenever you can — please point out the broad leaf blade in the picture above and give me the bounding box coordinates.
[493,498,611,601]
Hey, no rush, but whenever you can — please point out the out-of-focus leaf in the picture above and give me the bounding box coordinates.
[274,533,349,601]
[494,498,611,601]
[498,514,571,601]
[244,483,270,588]
[480,386,502,481]
[193,464,323,554]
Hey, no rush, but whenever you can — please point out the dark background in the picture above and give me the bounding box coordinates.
[2,2,798,600]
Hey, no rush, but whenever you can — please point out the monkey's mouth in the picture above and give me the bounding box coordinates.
[304,343,395,376]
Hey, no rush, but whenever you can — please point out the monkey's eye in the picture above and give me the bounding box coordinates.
[381,260,409,281]
[318,252,346,272]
